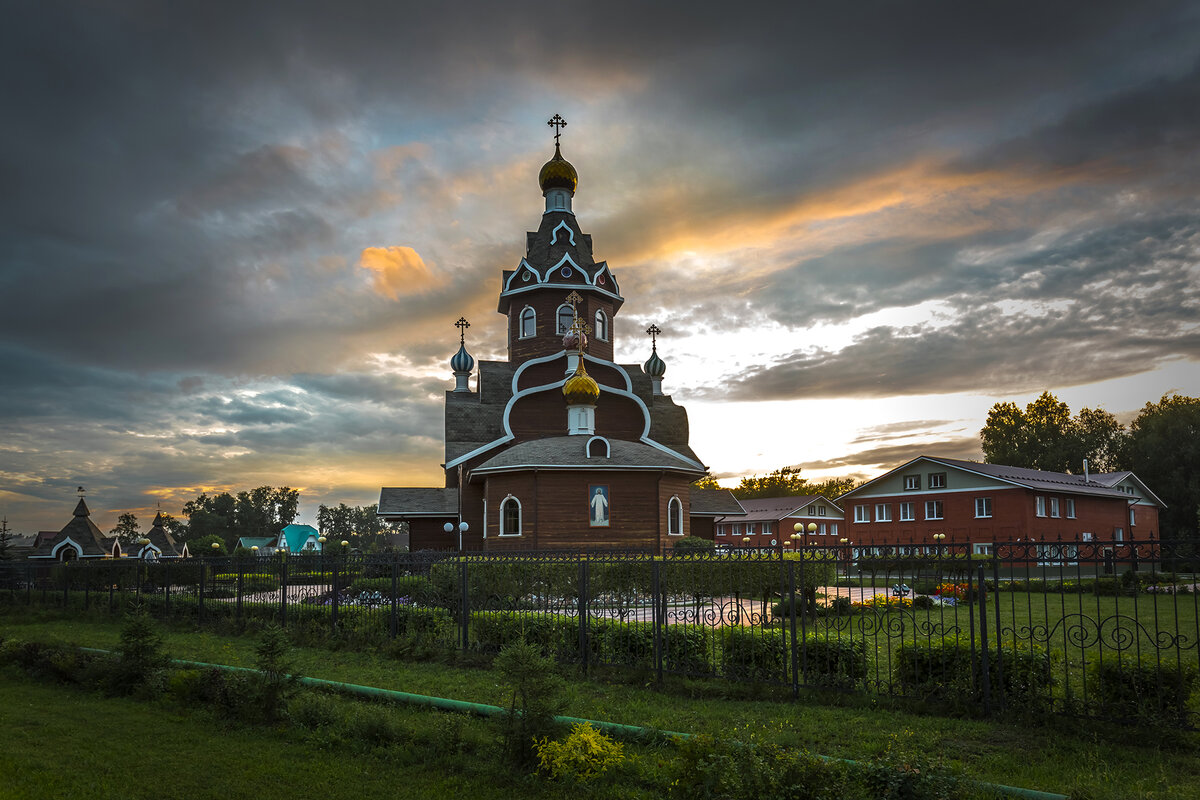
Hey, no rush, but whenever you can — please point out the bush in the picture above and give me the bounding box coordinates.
[801,636,868,689]
[862,734,963,800]
[471,611,578,660]
[719,628,787,683]
[348,575,429,598]
[895,637,1053,708]
[254,624,300,722]
[669,734,851,800]
[670,536,715,552]
[536,722,624,782]
[111,608,171,694]
[593,620,711,675]
[494,639,566,767]
[1088,659,1198,724]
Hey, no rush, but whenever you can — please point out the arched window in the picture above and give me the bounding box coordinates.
[519,307,536,338]
[556,304,575,335]
[586,436,610,458]
[594,309,608,341]
[668,496,683,536]
[500,496,522,536]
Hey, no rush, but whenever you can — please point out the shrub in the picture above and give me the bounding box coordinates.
[912,594,935,610]
[1088,659,1198,724]
[111,607,171,694]
[719,628,787,683]
[471,611,578,660]
[800,636,868,689]
[348,575,429,598]
[536,722,624,782]
[592,620,711,675]
[670,536,715,552]
[669,734,851,800]
[862,733,963,800]
[895,637,1053,708]
[494,638,566,767]
[254,624,300,722]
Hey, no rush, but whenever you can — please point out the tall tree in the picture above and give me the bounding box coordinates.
[109,512,141,545]
[981,391,1128,473]
[181,486,300,548]
[1120,394,1200,540]
[0,517,13,560]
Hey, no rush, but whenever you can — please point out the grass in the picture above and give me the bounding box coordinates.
[3,608,1200,798]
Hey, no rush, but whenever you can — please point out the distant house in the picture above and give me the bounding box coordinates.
[277,523,322,552]
[686,488,745,542]
[715,495,844,550]
[28,499,121,560]
[236,536,279,554]
[126,512,189,560]
[838,456,1164,555]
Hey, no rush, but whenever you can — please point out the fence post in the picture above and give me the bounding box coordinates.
[578,559,590,673]
[198,562,206,622]
[279,552,288,627]
[789,559,800,699]
[236,560,244,621]
[990,555,1005,710]
[389,554,398,639]
[332,558,340,633]
[164,559,171,616]
[62,560,69,609]
[651,560,663,685]
[977,564,992,716]
[460,558,470,652]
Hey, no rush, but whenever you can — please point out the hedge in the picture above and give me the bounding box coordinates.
[895,637,1053,707]
[1088,659,1198,724]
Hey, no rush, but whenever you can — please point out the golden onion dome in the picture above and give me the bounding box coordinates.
[562,360,600,405]
[539,143,578,194]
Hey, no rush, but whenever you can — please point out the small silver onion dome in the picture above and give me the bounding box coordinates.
[644,350,666,379]
[451,342,475,373]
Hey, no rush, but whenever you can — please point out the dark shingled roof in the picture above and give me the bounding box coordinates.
[378,488,460,517]
[689,488,745,517]
[30,499,114,558]
[140,511,185,557]
[470,436,704,476]
[925,457,1149,502]
[717,495,840,523]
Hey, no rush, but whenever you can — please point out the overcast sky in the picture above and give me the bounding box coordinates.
[3,1,1198,533]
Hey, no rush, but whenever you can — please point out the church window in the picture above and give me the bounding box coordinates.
[556,304,575,334]
[500,496,522,536]
[594,309,608,341]
[668,496,683,535]
[519,307,536,338]
[586,436,610,458]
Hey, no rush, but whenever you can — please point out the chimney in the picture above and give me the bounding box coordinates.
[1083,459,1089,483]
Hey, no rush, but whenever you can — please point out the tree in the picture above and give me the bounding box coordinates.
[981,391,1128,473]
[109,512,141,545]
[0,517,13,561]
[692,475,722,490]
[316,502,392,552]
[733,466,811,499]
[1120,394,1200,541]
[189,534,227,556]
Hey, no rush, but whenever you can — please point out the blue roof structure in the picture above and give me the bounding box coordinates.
[279,523,321,551]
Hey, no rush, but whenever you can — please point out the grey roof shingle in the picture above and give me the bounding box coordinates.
[378,487,460,517]
[927,457,1142,501]
[470,436,705,475]
[689,488,745,516]
[30,499,113,558]
[715,495,841,523]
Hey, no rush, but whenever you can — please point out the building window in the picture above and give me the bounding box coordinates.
[904,475,920,491]
[519,307,536,338]
[808,504,816,515]
[1130,508,1136,526]
[899,502,915,522]
[929,473,946,489]
[1113,527,1124,541]
[975,497,992,518]
[668,496,683,535]
[586,436,610,458]
[733,524,741,536]
[925,500,944,520]
[761,522,771,535]
[875,504,892,522]
[746,522,756,535]
[973,543,994,556]
[594,309,608,341]
[818,523,826,535]
[500,496,522,536]
[818,506,826,516]
[1035,496,1047,517]
[1066,499,1076,518]
[854,505,869,523]
[556,304,575,334]
[716,525,726,537]
[1049,497,1060,518]
[830,523,838,535]
[1081,532,1093,542]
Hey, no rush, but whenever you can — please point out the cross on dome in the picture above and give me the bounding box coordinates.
[646,324,661,352]
[548,114,567,146]
[455,316,470,345]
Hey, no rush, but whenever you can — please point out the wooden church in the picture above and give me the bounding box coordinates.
[378,117,742,552]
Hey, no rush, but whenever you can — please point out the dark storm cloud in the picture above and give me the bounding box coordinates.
[5,1,1200,529]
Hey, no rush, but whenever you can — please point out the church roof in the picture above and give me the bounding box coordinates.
[689,488,746,517]
[29,498,114,558]
[378,487,460,518]
[469,436,705,477]
[140,511,185,557]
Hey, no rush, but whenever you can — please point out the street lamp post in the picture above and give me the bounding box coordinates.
[444,521,470,552]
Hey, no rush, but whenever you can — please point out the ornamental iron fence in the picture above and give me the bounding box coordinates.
[1,538,1196,728]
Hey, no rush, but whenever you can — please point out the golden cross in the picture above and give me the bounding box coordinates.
[548,114,567,146]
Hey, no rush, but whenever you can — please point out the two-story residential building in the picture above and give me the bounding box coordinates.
[714,495,844,551]
[838,456,1164,555]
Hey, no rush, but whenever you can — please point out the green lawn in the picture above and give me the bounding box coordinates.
[3,609,1200,799]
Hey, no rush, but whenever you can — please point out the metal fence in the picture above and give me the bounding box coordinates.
[1,539,1196,727]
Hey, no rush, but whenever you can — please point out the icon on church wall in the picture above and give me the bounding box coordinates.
[589,485,610,527]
